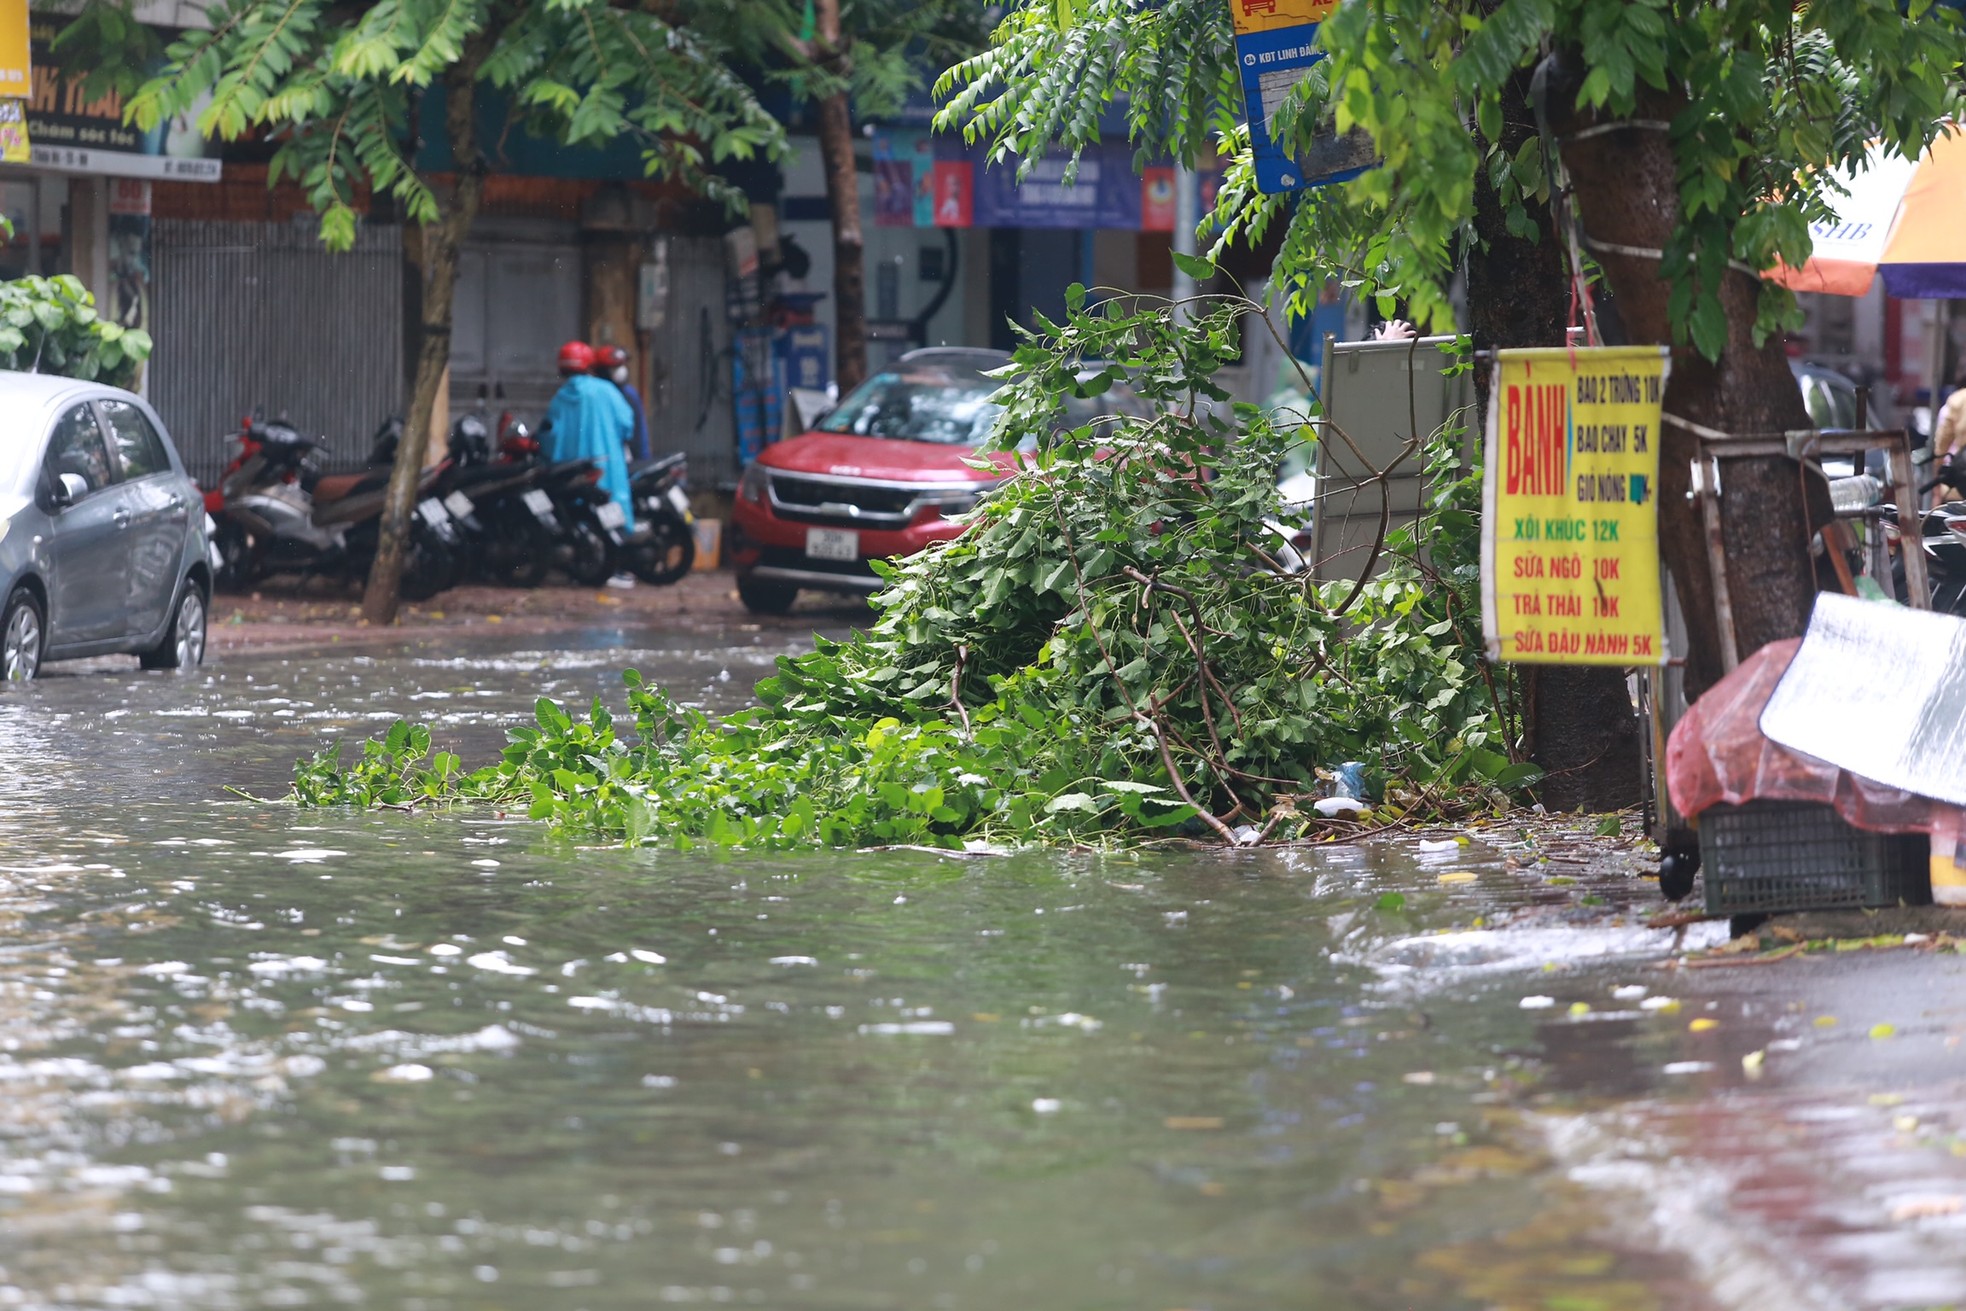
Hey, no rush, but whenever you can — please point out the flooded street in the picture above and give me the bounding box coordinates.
[2,629,1965,1308]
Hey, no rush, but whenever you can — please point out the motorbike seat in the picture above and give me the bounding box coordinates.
[629,452,688,479]
[311,471,378,502]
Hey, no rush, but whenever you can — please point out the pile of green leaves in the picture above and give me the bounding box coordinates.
[0,272,152,389]
[294,285,1529,849]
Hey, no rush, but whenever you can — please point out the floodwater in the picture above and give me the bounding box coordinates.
[1,628,1964,1309]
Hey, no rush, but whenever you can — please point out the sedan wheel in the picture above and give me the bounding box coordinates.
[140,584,208,671]
[1,586,43,682]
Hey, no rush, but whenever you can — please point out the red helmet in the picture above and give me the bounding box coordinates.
[557,340,594,374]
[593,344,629,370]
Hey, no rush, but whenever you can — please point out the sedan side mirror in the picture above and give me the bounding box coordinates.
[50,472,89,507]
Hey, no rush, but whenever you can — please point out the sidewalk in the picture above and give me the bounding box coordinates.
[208,570,869,654]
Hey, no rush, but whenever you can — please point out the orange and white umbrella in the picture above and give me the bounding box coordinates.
[1770,124,1966,299]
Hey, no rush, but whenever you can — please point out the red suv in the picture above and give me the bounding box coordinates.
[730,349,1038,613]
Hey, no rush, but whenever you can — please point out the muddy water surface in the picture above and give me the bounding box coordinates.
[0,631,1955,1309]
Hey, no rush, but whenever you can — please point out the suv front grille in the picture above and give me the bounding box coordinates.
[766,471,980,529]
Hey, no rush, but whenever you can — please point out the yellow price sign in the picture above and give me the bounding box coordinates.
[1228,0,1337,37]
[1480,345,1671,666]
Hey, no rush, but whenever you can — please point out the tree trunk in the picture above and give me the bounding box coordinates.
[816,90,866,394]
[1468,66,1641,813]
[811,0,865,393]
[361,51,488,626]
[1551,80,1824,699]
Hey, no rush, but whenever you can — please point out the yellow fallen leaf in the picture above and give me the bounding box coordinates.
[1871,1023,1897,1040]
[1568,1002,1591,1016]
[1890,1195,1963,1222]
[971,1013,1000,1023]
[485,614,503,623]
[1689,1018,1719,1033]
[1437,871,1477,884]
[1814,1015,1839,1028]
[1164,1116,1225,1131]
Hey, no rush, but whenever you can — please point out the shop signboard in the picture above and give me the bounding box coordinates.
[1228,0,1375,194]
[1480,345,1671,666]
[22,16,220,181]
[0,99,26,164]
[0,0,27,95]
[868,134,1187,232]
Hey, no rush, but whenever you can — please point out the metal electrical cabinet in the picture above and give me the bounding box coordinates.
[1310,334,1476,584]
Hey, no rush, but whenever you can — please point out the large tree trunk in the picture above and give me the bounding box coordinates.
[811,0,865,394]
[1551,80,1824,699]
[362,51,488,626]
[1468,66,1641,813]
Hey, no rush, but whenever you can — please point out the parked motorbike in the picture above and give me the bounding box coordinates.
[1911,452,1966,613]
[206,417,461,600]
[490,417,619,587]
[372,414,571,588]
[619,452,697,586]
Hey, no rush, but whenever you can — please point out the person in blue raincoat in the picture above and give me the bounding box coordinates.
[545,340,636,531]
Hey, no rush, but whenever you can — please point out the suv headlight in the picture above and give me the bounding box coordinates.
[925,489,986,518]
[738,463,769,506]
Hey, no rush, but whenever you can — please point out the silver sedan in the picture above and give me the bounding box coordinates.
[0,374,213,681]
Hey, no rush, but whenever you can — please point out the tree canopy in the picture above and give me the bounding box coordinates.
[939,0,1964,359]
[63,0,785,249]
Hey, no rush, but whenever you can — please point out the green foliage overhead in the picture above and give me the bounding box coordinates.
[938,0,1964,359]
[0,274,152,390]
[294,290,1535,849]
[701,0,987,123]
[63,0,785,250]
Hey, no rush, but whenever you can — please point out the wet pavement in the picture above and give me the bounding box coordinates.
[2,626,1965,1308]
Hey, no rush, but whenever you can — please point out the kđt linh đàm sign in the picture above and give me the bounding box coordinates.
[1480,345,1670,666]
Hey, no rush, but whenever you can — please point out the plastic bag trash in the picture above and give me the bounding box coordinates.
[1313,796,1367,818]
[1332,762,1368,799]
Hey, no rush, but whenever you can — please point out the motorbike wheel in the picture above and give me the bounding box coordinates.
[737,576,798,615]
[481,518,554,589]
[212,521,258,592]
[399,524,457,602]
[628,519,697,586]
[562,515,615,588]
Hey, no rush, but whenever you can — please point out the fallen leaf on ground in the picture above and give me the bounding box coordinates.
[1890,1196,1963,1222]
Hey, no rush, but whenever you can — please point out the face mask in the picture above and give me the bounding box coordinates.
[611,366,630,385]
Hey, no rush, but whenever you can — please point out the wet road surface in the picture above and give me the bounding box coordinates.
[1,631,1964,1308]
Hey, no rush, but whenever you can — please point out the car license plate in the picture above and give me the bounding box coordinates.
[417,498,449,527]
[443,491,475,519]
[665,486,692,517]
[595,500,626,530]
[805,527,859,561]
[522,489,555,516]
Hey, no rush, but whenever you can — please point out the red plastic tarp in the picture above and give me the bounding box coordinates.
[1665,638,1943,834]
